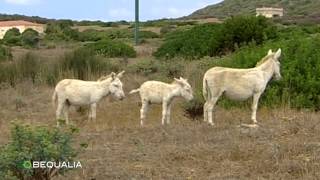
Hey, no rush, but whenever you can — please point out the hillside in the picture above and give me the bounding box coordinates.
[188,0,320,22]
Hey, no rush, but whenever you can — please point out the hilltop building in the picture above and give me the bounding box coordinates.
[0,20,45,39]
[256,7,284,18]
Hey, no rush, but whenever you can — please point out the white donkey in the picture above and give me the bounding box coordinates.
[52,71,125,126]
[203,49,282,127]
[130,77,194,126]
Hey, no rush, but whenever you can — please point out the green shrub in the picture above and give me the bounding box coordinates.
[0,123,80,180]
[128,58,184,78]
[86,40,136,58]
[154,23,224,59]
[139,31,159,39]
[3,28,21,46]
[128,59,159,76]
[21,28,40,48]
[45,21,79,41]
[160,25,176,36]
[155,16,277,59]
[78,29,106,42]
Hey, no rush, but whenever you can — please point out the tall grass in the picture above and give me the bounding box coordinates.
[0,48,121,87]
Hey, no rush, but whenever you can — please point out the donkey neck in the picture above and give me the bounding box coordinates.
[168,83,182,98]
[98,78,113,96]
[257,59,275,82]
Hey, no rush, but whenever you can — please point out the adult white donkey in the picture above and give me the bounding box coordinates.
[52,71,125,126]
[203,49,282,127]
[130,77,193,126]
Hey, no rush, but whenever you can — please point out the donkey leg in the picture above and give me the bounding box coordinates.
[203,101,209,122]
[56,102,65,127]
[63,103,70,125]
[161,102,168,125]
[208,97,219,126]
[166,103,172,125]
[91,103,97,121]
[140,101,148,126]
[251,93,262,125]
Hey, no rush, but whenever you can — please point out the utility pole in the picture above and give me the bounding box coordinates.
[135,0,139,45]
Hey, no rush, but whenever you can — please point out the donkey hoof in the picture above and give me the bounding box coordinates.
[208,122,215,126]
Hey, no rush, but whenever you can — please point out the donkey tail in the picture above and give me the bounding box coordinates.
[52,90,58,107]
[203,78,211,101]
[129,88,140,94]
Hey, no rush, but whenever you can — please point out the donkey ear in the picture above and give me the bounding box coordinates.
[110,72,116,80]
[274,49,282,59]
[267,49,273,55]
[117,71,125,78]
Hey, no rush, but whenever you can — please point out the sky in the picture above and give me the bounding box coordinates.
[0,0,223,21]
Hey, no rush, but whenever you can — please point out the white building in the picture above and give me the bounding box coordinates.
[0,20,45,39]
[256,7,284,18]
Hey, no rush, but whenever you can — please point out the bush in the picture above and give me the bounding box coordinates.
[78,29,106,42]
[0,45,12,62]
[3,28,21,46]
[139,31,159,39]
[21,28,40,48]
[59,47,115,80]
[0,123,80,180]
[160,25,176,36]
[86,40,136,58]
[45,21,79,41]
[154,24,224,59]
[155,16,277,59]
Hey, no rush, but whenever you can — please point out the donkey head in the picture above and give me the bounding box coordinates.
[174,77,194,101]
[267,49,282,81]
[109,71,126,100]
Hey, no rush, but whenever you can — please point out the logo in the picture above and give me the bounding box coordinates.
[23,161,32,169]
[22,161,82,169]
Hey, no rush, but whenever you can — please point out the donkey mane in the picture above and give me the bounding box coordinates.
[97,75,112,82]
[255,54,274,67]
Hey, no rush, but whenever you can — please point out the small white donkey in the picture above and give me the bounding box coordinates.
[130,77,194,126]
[52,71,125,126]
[203,49,282,127]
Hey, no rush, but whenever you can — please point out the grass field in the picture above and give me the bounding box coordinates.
[0,73,319,179]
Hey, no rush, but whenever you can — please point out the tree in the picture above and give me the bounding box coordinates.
[21,29,40,48]
[3,28,21,46]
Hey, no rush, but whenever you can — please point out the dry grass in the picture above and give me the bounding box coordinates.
[1,79,320,180]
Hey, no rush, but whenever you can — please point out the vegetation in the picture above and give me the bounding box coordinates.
[3,28,21,46]
[85,40,136,58]
[183,33,320,118]
[0,45,12,62]
[21,28,40,48]
[0,123,80,180]
[189,0,320,23]
[155,16,276,59]
[45,20,79,41]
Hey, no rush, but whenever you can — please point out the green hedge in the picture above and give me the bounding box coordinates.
[85,40,136,58]
[155,16,277,59]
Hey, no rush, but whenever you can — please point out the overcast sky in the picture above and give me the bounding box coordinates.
[0,0,223,21]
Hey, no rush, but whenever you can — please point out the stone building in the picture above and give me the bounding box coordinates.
[256,7,284,18]
[0,20,45,39]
